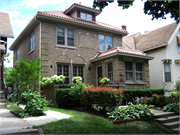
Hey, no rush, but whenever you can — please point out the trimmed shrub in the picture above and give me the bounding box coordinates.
[122,88,165,104]
[81,87,124,113]
[107,104,154,121]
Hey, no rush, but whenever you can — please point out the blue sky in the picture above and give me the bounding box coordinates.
[0,0,175,67]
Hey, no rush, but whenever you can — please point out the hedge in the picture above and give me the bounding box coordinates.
[122,88,165,104]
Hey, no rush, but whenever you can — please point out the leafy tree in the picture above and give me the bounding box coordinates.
[93,0,179,23]
[4,67,15,85]
[12,58,42,92]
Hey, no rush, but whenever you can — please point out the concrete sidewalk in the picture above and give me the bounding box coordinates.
[0,104,71,134]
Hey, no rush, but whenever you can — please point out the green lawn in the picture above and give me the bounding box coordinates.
[33,107,174,134]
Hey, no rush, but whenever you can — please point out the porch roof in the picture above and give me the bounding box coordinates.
[91,47,154,62]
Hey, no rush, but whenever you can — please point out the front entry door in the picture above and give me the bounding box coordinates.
[97,66,102,86]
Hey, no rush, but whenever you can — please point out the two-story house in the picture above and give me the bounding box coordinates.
[123,22,180,95]
[0,12,14,92]
[9,3,153,91]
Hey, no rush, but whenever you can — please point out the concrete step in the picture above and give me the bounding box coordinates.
[163,121,180,129]
[171,128,180,134]
[0,99,6,103]
[1,127,39,135]
[155,115,180,123]
[153,112,176,119]
[0,103,6,108]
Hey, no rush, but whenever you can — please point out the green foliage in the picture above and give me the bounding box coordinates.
[163,102,180,115]
[81,87,123,113]
[56,78,93,109]
[10,58,42,92]
[40,75,65,86]
[107,104,154,121]
[4,52,10,63]
[122,88,165,104]
[17,87,47,117]
[4,67,15,85]
[174,78,180,90]
[46,100,57,107]
[99,77,110,86]
[7,103,24,114]
[93,1,179,23]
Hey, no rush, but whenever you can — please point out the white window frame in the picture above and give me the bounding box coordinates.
[80,12,92,21]
[56,64,71,84]
[135,63,144,82]
[57,27,75,46]
[99,34,113,51]
[30,32,35,51]
[72,65,85,83]
[106,62,113,82]
[125,62,134,81]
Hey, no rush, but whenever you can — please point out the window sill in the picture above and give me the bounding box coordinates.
[125,81,146,85]
[55,45,77,50]
[28,49,35,55]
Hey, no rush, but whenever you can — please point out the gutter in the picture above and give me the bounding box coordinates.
[142,43,168,52]
[0,34,14,38]
[91,52,154,62]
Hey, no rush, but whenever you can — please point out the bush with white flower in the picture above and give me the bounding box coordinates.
[40,75,65,86]
[99,77,110,86]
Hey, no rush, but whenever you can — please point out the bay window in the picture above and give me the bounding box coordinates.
[107,62,113,81]
[164,62,171,82]
[125,62,133,81]
[136,63,143,81]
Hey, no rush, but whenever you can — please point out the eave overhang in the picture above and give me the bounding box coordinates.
[0,34,14,38]
[36,13,128,36]
[91,52,154,63]
[142,43,168,52]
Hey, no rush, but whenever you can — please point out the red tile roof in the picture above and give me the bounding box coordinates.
[0,12,13,37]
[38,10,127,34]
[98,47,147,58]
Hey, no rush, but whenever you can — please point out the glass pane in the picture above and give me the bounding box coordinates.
[136,63,142,71]
[106,36,112,50]
[108,73,113,81]
[57,36,65,45]
[57,27,64,36]
[108,63,113,72]
[63,65,69,76]
[33,41,35,49]
[136,73,143,81]
[165,73,171,82]
[68,29,74,37]
[57,65,62,75]
[99,34,104,43]
[67,38,74,46]
[87,14,92,21]
[126,72,133,81]
[99,43,105,51]
[99,35,105,50]
[178,46,180,52]
[73,66,77,76]
[164,63,170,72]
[33,34,35,41]
[80,12,86,19]
[64,77,69,84]
[125,62,133,71]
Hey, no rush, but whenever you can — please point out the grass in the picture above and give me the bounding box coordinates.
[33,107,174,134]
[6,103,23,114]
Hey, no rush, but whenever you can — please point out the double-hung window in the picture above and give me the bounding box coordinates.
[107,62,113,81]
[99,34,112,51]
[57,27,75,46]
[73,65,84,82]
[30,33,35,51]
[80,12,92,21]
[164,62,171,82]
[57,64,70,84]
[16,49,19,61]
[136,63,143,81]
[125,62,133,81]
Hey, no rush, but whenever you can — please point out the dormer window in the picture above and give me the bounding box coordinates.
[80,12,92,21]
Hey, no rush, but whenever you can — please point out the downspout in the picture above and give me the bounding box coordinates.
[35,16,41,92]
[133,37,137,50]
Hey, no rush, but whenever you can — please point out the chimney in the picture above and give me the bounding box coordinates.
[79,2,81,5]
[121,25,126,30]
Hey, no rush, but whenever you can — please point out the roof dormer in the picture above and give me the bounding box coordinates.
[64,2,101,22]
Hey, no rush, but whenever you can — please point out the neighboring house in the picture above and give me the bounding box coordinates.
[9,3,153,90]
[123,22,180,93]
[0,12,14,92]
